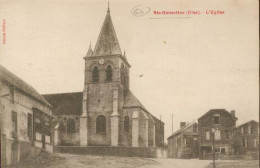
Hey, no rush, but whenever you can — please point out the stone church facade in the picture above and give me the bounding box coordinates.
[43,6,164,148]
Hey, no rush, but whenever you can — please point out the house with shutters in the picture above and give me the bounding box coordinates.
[198,109,237,159]
[0,65,54,167]
[230,120,259,155]
[167,121,199,158]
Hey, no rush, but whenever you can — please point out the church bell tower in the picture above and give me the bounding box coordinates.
[80,5,130,146]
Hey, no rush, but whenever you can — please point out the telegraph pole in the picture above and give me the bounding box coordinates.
[171,113,174,134]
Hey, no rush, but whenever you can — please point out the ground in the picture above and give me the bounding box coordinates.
[8,153,259,168]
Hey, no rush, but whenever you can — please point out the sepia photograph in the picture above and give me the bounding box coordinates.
[0,0,259,167]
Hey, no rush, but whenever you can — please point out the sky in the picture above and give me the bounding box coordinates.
[0,0,259,140]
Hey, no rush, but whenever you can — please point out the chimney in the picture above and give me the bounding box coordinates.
[180,122,186,128]
[230,110,235,117]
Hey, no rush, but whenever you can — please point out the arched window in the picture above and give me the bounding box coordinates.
[124,116,129,132]
[106,65,113,81]
[67,119,75,133]
[92,66,99,82]
[96,115,106,133]
[193,125,197,132]
[59,121,65,133]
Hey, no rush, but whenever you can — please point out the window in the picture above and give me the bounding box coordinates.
[248,125,252,134]
[12,111,17,133]
[184,138,187,147]
[10,85,15,103]
[254,139,258,147]
[206,131,210,140]
[193,125,197,132]
[106,65,113,81]
[36,132,42,141]
[215,147,220,153]
[121,63,124,69]
[213,114,220,124]
[27,113,32,139]
[45,135,50,143]
[35,117,41,123]
[124,116,129,132]
[221,148,226,154]
[215,130,221,140]
[243,138,247,147]
[96,115,106,133]
[92,66,99,82]
[67,119,76,133]
[241,127,244,134]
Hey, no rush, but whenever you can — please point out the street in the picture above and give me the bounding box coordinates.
[11,153,259,168]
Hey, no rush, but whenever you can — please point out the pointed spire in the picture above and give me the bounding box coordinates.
[86,42,93,57]
[107,1,110,13]
[93,5,122,56]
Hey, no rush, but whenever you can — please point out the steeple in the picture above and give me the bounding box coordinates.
[92,5,122,56]
[86,42,93,57]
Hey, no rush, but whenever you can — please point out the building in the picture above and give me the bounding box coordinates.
[0,65,54,166]
[230,120,259,155]
[198,109,237,159]
[167,122,199,158]
[42,6,164,148]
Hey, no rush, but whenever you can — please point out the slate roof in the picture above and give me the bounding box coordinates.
[198,109,237,120]
[42,92,83,116]
[0,65,51,107]
[124,90,148,111]
[124,90,164,125]
[167,121,197,139]
[236,120,259,128]
[92,8,122,56]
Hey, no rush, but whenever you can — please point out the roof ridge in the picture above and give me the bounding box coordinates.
[42,91,83,96]
[167,121,197,139]
[0,65,51,107]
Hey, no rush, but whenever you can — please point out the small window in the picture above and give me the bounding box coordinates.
[45,135,50,143]
[36,132,42,141]
[241,127,244,134]
[92,66,99,82]
[206,131,210,140]
[221,148,226,154]
[254,139,258,147]
[27,113,32,139]
[106,65,113,81]
[124,116,129,132]
[248,125,252,134]
[10,85,15,103]
[12,111,17,133]
[35,117,41,123]
[225,130,229,139]
[215,130,221,140]
[184,138,187,147]
[215,147,220,153]
[193,125,197,132]
[213,115,220,124]
[96,115,106,133]
[67,119,76,133]
[243,138,247,147]
[121,63,124,69]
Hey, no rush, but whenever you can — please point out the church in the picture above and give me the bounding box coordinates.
[43,6,164,148]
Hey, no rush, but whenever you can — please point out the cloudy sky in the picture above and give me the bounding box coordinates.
[0,0,258,139]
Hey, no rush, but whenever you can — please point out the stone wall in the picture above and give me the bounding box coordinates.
[54,146,167,158]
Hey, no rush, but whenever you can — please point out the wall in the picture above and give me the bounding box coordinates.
[198,110,237,159]
[231,121,259,154]
[0,81,53,166]
[55,146,166,158]
[84,55,126,146]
